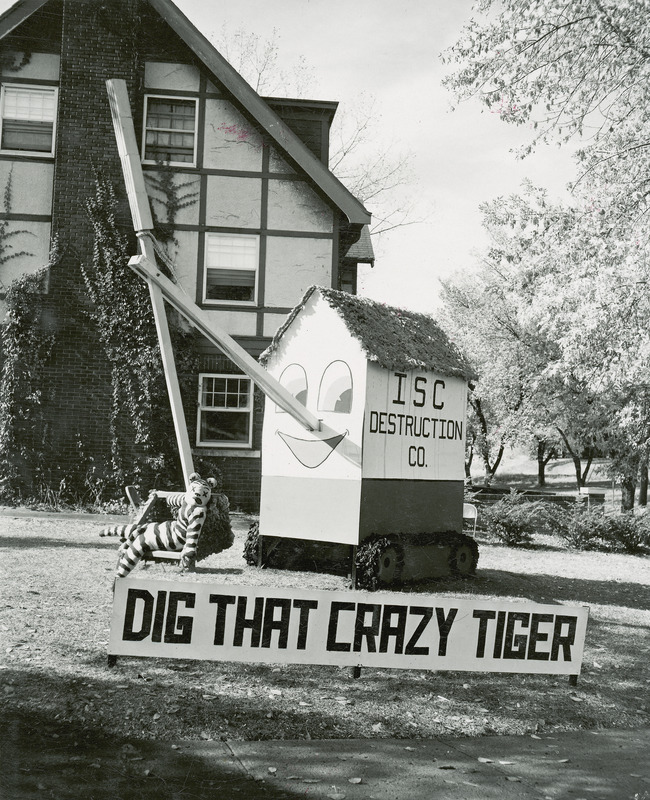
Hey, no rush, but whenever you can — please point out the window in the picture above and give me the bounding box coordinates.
[204,234,258,304]
[338,265,357,294]
[143,95,197,165]
[196,373,253,447]
[276,364,308,412]
[318,360,353,413]
[0,85,57,155]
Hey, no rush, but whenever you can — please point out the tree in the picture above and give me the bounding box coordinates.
[442,0,650,214]
[213,25,418,236]
[443,2,650,507]
[441,179,650,496]
[440,246,542,486]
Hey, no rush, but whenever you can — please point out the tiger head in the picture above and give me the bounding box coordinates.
[186,472,218,508]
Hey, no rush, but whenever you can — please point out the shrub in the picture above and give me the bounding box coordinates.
[554,507,609,551]
[599,514,650,554]
[554,506,650,554]
[481,490,551,547]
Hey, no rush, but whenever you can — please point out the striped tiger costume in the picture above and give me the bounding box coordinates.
[101,473,218,578]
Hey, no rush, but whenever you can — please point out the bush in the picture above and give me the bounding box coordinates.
[481,490,553,547]
[554,507,609,551]
[600,514,650,554]
[554,506,650,554]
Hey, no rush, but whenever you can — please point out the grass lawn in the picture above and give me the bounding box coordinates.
[1,508,649,746]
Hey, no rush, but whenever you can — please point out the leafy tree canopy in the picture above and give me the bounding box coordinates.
[443,0,650,211]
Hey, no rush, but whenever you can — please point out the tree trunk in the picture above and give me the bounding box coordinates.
[556,427,585,488]
[638,452,648,507]
[537,440,546,487]
[536,438,556,487]
[465,434,475,485]
[470,395,504,486]
[620,476,636,512]
[484,442,505,486]
[580,453,593,487]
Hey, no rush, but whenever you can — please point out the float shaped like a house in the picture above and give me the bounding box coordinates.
[252,286,478,586]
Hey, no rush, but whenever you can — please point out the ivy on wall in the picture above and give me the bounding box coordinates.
[0,268,54,499]
[146,165,199,245]
[0,167,47,500]
[0,168,34,296]
[82,177,200,489]
[0,171,207,505]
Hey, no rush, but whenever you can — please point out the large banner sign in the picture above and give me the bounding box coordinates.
[109,578,589,675]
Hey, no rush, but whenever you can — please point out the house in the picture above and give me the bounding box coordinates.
[0,0,372,508]
[258,286,476,549]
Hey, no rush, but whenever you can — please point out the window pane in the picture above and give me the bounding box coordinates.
[144,97,196,163]
[205,235,258,303]
[200,410,250,443]
[2,87,55,153]
[205,274,255,301]
[198,375,251,445]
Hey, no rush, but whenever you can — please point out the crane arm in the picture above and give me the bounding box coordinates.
[129,253,322,431]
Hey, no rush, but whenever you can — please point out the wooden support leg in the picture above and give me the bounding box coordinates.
[349,545,357,590]
[569,674,578,687]
[107,654,118,667]
[350,546,360,678]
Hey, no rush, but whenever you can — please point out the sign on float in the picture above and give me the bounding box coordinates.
[109,578,589,675]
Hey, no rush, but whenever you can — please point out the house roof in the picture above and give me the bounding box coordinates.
[0,0,47,37]
[0,0,370,226]
[260,286,477,380]
[343,224,375,264]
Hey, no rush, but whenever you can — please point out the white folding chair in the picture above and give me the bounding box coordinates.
[463,502,478,537]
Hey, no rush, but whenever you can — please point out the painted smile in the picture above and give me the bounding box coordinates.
[276,429,348,469]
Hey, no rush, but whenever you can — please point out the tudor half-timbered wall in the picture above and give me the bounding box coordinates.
[0,0,351,509]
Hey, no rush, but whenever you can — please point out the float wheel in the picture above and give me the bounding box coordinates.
[243,521,260,566]
[355,537,404,590]
[449,536,479,577]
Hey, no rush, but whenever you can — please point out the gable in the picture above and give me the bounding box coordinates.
[262,286,476,380]
[146,0,370,226]
[0,0,371,226]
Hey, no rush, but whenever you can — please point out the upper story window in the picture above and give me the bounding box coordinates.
[204,233,258,305]
[143,95,197,166]
[0,85,57,156]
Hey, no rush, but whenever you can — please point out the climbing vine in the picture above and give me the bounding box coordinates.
[0,167,46,501]
[0,168,34,295]
[81,177,199,487]
[145,164,199,245]
[0,268,54,500]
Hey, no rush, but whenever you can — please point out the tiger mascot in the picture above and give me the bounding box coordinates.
[100,473,218,578]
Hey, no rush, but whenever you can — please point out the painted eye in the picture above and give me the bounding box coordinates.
[277,364,308,412]
[318,361,353,413]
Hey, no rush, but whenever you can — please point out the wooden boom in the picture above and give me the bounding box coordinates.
[106,77,321,481]
[129,252,321,431]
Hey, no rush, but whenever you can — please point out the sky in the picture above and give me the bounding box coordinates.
[0,0,578,314]
[176,0,578,314]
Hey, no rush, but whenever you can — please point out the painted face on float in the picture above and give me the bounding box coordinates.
[275,360,352,469]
